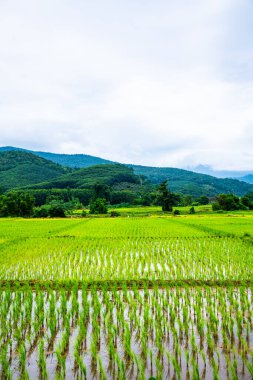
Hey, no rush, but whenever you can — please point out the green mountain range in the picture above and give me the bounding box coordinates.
[28,163,142,191]
[0,147,253,197]
[237,174,253,185]
[0,146,115,168]
[0,151,70,191]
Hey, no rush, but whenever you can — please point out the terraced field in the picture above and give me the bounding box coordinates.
[0,214,253,379]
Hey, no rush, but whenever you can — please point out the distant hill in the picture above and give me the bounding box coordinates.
[0,146,115,168]
[0,151,70,190]
[188,164,253,179]
[1,146,253,197]
[236,174,253,185]
[128,165,253,197]
[28,163,142,190]
[24,159,253,197]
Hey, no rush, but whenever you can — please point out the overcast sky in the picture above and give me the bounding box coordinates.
[0,0,253,169]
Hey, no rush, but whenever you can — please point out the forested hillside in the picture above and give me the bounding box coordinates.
[0,146,115,168]
[27,164,142,190]
[237,174,253,184]
[129,165,253,197]
[0,151,70,190]
[1,147,253,197]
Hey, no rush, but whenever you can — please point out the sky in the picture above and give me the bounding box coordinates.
[0,0,253,170]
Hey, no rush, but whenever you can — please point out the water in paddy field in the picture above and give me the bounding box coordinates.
[0,286,253,379]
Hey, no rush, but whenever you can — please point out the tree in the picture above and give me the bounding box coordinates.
[189,206,195,214]
[157,180,173,212]
[197,196,209,205]
[47,200,66,217]
[89,198,108,214]
[0,192,34,217]
[241,195,253,209]
[33,205,50,218]
[181,195,193,206]
[91,183,111,202]
[212,193,246,211]
[19,193,35,217]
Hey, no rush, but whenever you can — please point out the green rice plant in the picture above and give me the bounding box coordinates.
[18,342,29,380]
[0,344,12,380]
[0,215,253,379]
[38,339,48,380]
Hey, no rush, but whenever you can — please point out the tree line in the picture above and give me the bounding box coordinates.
[0,181,252,217]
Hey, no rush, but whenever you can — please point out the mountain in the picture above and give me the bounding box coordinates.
[24,161,253,197]
[0,146,115,168]
[128,165,253,197]
[1,146,253,197]
[0,151,70,190]
[28,163,142,190]
[188,164,253,179]
[236,174,253,185]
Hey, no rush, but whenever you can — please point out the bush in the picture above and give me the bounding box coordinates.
[215,194,241,211]
[173,209,180,216]
[48,205,65,217]
[212,202,221,211]
[0,192,34,217]
[197,196,209,205]
[189,206,195,214]
[34,201,66,218]
[47,200,66,217]
[110,211,121,217]
[33,205,50,218]
[89,198,108,214]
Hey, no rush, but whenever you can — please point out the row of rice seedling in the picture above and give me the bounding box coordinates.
[0,283,253,379]
[0,216,252,379]
[176,215,253,237]
[0,234,252,283]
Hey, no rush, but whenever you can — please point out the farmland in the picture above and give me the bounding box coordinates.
[0,213,253,379]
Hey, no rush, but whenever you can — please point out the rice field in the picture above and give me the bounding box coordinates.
[0,214,253,379]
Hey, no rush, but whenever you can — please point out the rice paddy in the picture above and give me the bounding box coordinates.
[0,214,253,379]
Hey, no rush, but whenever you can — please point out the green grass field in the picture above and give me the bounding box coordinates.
[0,213,253,379]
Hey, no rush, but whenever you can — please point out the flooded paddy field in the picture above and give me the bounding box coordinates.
[0,216,253,379]
[1,285,253,379]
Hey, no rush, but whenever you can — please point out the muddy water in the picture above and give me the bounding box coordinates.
[1,286,253,379]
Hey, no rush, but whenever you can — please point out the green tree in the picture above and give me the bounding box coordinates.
[47,200,66,217]
[19,193,35,217]
[182,195,193,206]
[241,195,253,209]
[91,183,111,202]
[0,192,34,217]
[157,180,174,212]
[197,196,209,205]
[89,198,108,214]
[212,193,245,211]
[189,206,195,214]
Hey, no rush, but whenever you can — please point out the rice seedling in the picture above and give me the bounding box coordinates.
[0,215,252,378]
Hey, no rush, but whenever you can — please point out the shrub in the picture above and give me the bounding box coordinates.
[89,198,108,214]
[33,205,50,218]
[212,202,221,211]
[110,211,121,217]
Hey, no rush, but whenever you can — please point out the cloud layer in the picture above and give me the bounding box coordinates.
[0,0,253,169]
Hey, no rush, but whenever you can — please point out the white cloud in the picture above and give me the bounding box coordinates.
[0,0,253,169]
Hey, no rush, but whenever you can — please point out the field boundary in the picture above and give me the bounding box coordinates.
[1,278,253,290]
